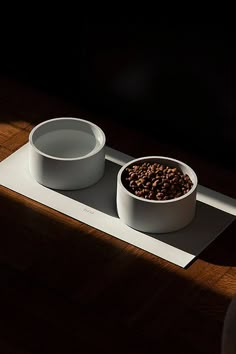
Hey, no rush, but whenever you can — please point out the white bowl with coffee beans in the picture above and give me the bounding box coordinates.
[116,156,198,233]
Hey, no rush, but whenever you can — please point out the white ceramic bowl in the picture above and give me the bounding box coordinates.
[29,117,106,190]
[116,156,198,233]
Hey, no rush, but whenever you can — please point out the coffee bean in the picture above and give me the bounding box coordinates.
[149,172,155,178]
[130,173,138,180]
[152,180,159,188]
[172,177,179,184]
[157,192,164,198]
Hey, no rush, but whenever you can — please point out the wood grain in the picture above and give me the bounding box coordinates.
[0,75,235,354]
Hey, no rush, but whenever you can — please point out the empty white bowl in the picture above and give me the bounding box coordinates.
[29,117,106,190]
[116,156,198,233]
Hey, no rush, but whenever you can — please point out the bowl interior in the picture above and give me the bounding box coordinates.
[120,156,198,202]
[31,118,105,159]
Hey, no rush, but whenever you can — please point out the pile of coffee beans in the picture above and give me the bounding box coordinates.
[122,161,193,201]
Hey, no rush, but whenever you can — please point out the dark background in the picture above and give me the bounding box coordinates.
[1,14,236,167]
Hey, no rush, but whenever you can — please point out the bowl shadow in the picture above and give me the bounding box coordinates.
[57,159,120,218]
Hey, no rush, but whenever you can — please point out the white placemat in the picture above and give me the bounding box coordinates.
[0,143,235,268]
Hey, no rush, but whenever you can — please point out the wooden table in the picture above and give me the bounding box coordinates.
[0,76,236,354]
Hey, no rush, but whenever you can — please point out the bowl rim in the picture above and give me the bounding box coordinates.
[117,156,198,204]
[29,117,106,161]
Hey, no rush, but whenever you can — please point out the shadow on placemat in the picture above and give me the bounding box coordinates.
[57,160,119,218]
[57,158,235,257]
[148,202,235,254]
[199,219,236,266]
